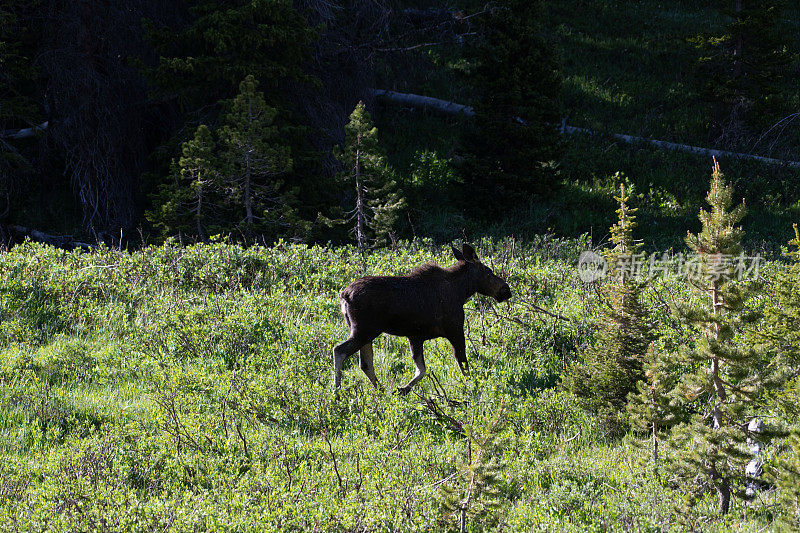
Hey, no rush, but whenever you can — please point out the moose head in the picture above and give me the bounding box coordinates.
[452,243,512,302]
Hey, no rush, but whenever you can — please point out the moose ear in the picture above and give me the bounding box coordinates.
[452,246,465,262]
[462,243,478,262]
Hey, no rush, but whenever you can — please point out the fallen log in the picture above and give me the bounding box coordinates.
[3,224,93,251]
[562,123,800,169]
[370,88,800,169]
[0,121,49,140]
[401,8,460,24]
[370,89,474,117]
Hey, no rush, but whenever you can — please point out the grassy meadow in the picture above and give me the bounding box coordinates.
[0,237,792,531]
[2,0,800,531]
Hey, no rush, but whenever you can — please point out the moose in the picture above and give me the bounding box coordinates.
[333,243,512,394]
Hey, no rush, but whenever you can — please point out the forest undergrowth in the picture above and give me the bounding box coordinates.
[0,236,796,531]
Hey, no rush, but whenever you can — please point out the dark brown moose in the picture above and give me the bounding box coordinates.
[333,243,512,394]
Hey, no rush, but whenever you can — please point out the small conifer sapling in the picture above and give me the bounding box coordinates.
[336,102,404,252]
[666,159,776,514]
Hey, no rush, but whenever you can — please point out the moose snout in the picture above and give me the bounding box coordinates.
[496,284,512,302]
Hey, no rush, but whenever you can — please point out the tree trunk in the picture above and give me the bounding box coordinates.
[244,96,255,232]
[354,147,367,252]
[370,89,475,117]
[0,121,49,140]
[3,224,93,250]
[733,0,743,78]
[371,88,800,168]
[652,421,659,479]
[195,172,206,242]
[245,151,253,231]
[711,274,731,515]
[718,477,731,514]
[711,278,726,430]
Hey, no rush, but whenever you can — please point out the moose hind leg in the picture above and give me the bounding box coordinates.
[359,342,380,388]
[333,334,367,389]
[398,338,426,396]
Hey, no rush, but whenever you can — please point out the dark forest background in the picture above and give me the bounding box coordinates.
[1,0,798,251]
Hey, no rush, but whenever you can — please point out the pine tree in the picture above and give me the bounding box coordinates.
[462,0,561,214]
[336,102,404,251]
[761,223,800,374]
[141,0,320,231]
[694,0,796,133]
[761,225,800,526]
[626,344,681,479]
[148,125,220,242]
[142,0,315,118]
[437,405,506,533]
[665,159,776,514]
[775,431,800,529]
[219,75,294,238]
[0,1,41,195]
[564,183,655,427]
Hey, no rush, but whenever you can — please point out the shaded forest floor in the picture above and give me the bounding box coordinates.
[376,0,800,253]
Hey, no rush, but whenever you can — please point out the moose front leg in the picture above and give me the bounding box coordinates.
[398,337,426,395]
[449,332,469,376]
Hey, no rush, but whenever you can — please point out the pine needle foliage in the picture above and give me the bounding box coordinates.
[335,102,405,251]
[141,0,320,229]
[437,405,507,533]
[142,0,315,117]
[626,344,681,479]
[761,225,800,526]
[665,159,777,515]
[148,125,221,242]
[564,183,655,428]
[694,0,797,131]
[774,431,800,529]
[761,223,800,385]
[461,0,561,214]
[219,75,295,238]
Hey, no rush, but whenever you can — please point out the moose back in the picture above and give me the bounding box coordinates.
[333,243,511,394]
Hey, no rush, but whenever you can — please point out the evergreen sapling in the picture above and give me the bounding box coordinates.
[335,102,404,252]
[148,125,220,242]
[437,404,507,533]
[665,159,777,514]
[565,182,655,428]
[762,224,800,526]
[219,75,295,238]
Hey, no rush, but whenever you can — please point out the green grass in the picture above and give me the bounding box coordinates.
[0,239,794,531]
[551,0,800,147]
[2,2,800,530]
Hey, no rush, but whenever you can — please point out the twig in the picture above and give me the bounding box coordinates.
[515,299,572,322]
[389,427,416,452]
[414,391,465,435]
[235,421,249,459]
[562,428,582,444]
[321,426,344,493]
[427,471,460,489]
